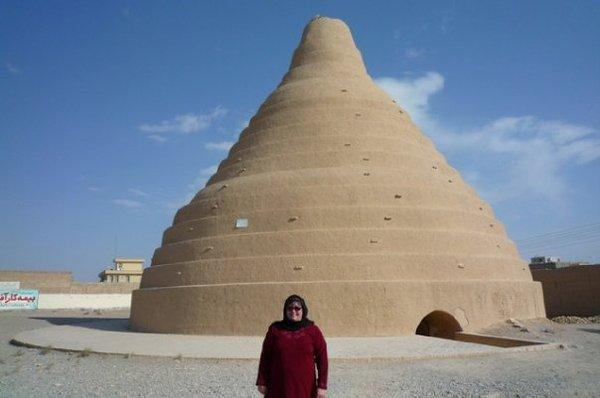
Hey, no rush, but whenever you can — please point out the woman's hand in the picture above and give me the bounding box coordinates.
[257,385,267,395]
[316,388,327,397]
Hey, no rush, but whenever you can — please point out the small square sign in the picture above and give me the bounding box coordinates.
[235,218,249,229]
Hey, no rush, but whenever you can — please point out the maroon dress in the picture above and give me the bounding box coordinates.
[256,323,328,398]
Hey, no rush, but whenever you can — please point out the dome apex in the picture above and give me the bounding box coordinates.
[288,16,365,72]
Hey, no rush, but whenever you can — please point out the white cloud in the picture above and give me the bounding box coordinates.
[4,61,21,75]
[163,193,195,211]
[375,72,444,127]
[158,165,219,211]
[128,188,148,197]
[405,48,425,59]
[201,165,218,176]
[140,106,227,135]
[88,186,101,192]
[112,198,143,208]
[454,117,599,202]
[205,141,234,151]
[375,72,600,204]
[155,164,221,212]
[148,134,168,143]
[187,165,218,191]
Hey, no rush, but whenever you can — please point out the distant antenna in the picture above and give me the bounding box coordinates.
[114,234,118,258]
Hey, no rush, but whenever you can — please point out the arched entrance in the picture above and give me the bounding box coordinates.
[415,310,462,340]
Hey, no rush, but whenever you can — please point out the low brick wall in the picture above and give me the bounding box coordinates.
[531,265,600,317]
[0,269,139,293]
[1,269,139,310]
[43,282,139,294]
[0,270,73,290]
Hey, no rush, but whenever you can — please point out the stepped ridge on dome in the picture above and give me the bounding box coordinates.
[129,16,545,336]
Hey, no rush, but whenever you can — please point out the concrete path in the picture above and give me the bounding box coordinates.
[11,318,557,360]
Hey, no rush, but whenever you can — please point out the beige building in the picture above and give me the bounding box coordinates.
[99,258,144,283]
[130,17,545,337]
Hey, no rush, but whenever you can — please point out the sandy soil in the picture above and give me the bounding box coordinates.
[1,309,599,397]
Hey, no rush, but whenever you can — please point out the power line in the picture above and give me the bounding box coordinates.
[515,221,600,256]
[518,229,600,249]
[518,227,600,246]
[516,222,600,244]
[519,234,600,253]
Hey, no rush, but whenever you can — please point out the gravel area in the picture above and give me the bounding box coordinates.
[1,309,599,397]
[551,315,600,324]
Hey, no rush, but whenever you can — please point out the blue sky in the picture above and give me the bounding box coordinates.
[1,1,599,281]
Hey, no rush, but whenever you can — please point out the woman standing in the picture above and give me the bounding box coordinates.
[256,295,328,398]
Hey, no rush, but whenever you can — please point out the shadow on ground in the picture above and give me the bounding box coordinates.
[30,317,130,332]
[578,328,600,335]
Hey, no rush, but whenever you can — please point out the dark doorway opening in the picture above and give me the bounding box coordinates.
[415,311,462,340]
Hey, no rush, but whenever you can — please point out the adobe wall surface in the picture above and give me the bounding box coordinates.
[531,266,600,317]
[59,282,139,294]
[130,16,546,336]
[0,270,73,289]
[0,270,139,294]
[131,280,545,336]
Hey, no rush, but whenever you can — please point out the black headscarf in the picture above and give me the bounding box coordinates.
[273,294,314,331]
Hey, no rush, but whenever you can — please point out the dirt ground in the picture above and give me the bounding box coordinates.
[1,309,599,397]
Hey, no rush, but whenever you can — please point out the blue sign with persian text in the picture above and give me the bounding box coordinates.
[0,289,39,310]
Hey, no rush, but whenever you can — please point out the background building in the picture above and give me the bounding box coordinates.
[99,258,144,283]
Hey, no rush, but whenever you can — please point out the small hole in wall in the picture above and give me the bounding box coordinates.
[395,194,402,199]
[341,89,347,92]
[344,143,351,147]
[288,216,299,222]
[355,113,362,117]
[363,172,370,176]
[384,216,392,221]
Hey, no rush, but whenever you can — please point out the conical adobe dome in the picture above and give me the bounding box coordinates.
[130,17,545,336]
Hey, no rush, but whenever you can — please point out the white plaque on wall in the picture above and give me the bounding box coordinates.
[235,218,249,229]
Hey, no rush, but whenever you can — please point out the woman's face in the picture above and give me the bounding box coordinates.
[286,301,303,322]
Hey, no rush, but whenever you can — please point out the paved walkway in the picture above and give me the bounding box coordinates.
[11,318,557,360]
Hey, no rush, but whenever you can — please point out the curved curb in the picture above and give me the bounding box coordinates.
[11,319,561,360]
